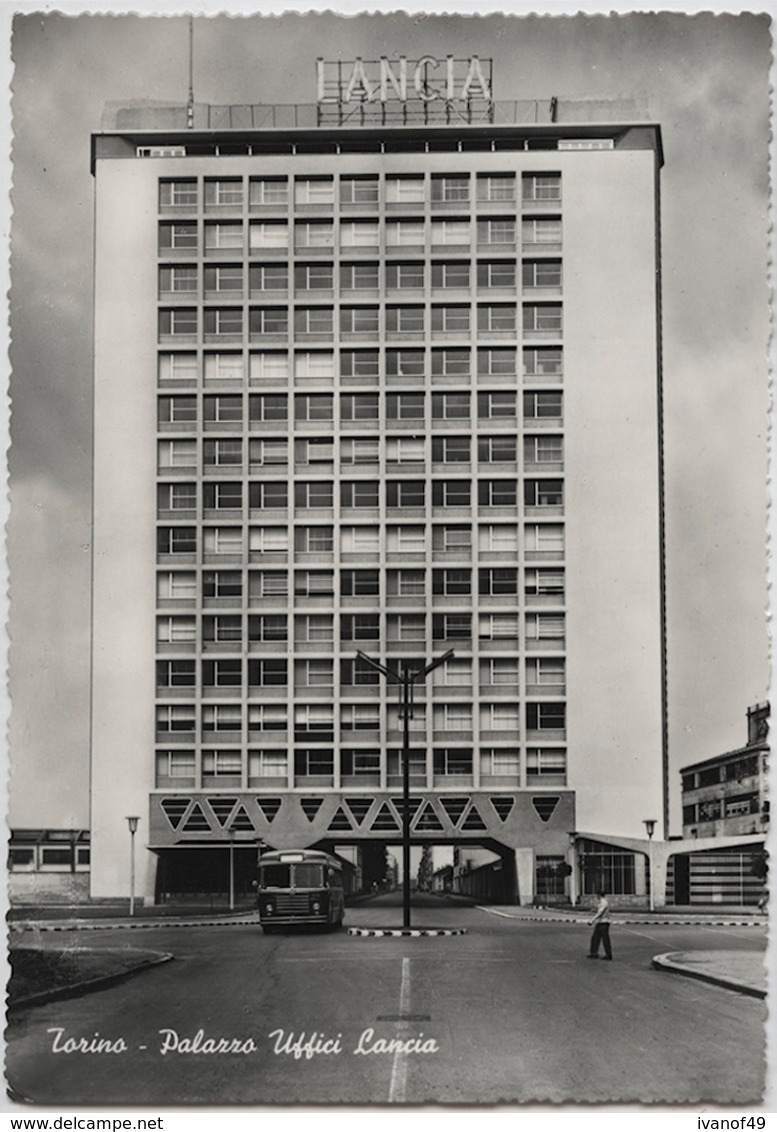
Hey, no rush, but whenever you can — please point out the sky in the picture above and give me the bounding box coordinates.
[6,7,771,833]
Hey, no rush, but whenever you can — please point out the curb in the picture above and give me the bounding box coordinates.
[651,952,766,1000]
[477,907,764,928]
[8,950,175,1011]
[347,926,468,937]
[12,915,261,934]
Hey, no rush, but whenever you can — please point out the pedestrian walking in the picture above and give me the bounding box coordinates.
[587,890,613,960]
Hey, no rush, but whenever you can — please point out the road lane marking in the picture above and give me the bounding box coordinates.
[621,926,666,943]
[388,956,412,1104]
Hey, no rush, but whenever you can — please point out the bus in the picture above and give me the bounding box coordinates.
[256,849,345,933]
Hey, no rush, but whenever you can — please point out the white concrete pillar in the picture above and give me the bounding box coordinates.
[515,847,535,906]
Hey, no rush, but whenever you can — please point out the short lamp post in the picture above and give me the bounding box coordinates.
[567,831,578,907]
[356,648,454,929]
[126,816,140,917]
[227,825,236,911]
[643,818,657,913]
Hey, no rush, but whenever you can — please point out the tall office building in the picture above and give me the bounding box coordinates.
[90,60,665,903]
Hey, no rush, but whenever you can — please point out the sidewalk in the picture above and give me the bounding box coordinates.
[652,950,767,999]
[9,904,262,933]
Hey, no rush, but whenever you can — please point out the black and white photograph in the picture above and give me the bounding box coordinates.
[4,5,772,1112]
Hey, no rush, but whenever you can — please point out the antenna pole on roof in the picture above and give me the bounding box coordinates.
[187,15,194,129]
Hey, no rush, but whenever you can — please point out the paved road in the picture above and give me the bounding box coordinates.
[7,896,766,1106]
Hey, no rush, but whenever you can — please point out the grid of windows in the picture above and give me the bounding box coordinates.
[154,167,566,789]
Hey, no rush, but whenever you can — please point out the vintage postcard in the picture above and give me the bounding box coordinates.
[4,5,772,1113]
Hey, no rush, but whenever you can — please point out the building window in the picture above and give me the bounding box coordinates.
[477,350,517,378]
[477,261,517,289]
[431,261,470,288]
[481,657,520,685]
[386,349,425,377]
[481,749,520,776]
[478,436,517,463]
[386,220,425,246]
[248,223,288,254]
[523,260,562,289]
[479,568,518,595]
[386,262,424,290]
[433,613,471,641]
[203,571,242,599]
[477,391,517,419]
[295,615,335,644]
[526,613,565,642]
[295,263,334,291]
[341,262,379,290]
[158,482,197,512]
[340,222,379,248]
[250,353,289,383]
[433,748,473,776]
[203,440,243,470]
[248,614,287,642]
[158,354,198,384]
[202,750,243,778]
[156,704,196,732]
[477,174,516,202]
[156,616,196,643]
[432,392,470,419]
[527,658,566,686]
[431,219,470,245]
[522,173,561,202]
[160,179,197,208]
[205,223,244,251]
[340,350,379,379]
[340,176,379,204]
[478,524,519,552]
[477,218,516,244]
[389,569,426,596]
[249,394,287,423]
[249,705,287,731]
[340,438,379,465]
[341,569,379,596]
[432,568,471,596]
[431,306,470,334]
[524,391,563,421]
[341,614,380,642]
[295,749,335,777]
[250,308,288,337]
[479,614,519,640]
[205,178,243,207]
[158,751,196,779]
[431,175,470,202]
[385,176,425,203]
[203,353,243,383]
[432,436,470,463]
[157,572,197,601]
[159,309,197,337]
[432,480,471,507]
[341,393,379,421]
[525,436,564,465]
[250,178,288,206]
[524,480,564,508]
[159,440,197,469]
[433,525,471,553]
[341,481,379,509]
[204,395,243,423]
[295,659,334,688]
[294,177,334,206]
[202,659,242,687]
[340,658,380,687]
[527,748,567,777]
[525,568,565,597]
[295,221,333,248]
[522,217,562,245]
[524,304,563,334]
[203,524,243,554]
[295,394,333,422]
[249,438,288,468]
[295,526,334,554]
[387,306,425,334]
[160,265,198,293]
[341,526,380,554]
[249,527,288,554]
[204,309,243,336]
[159,222,198,251]
[249,264,287,293]
[340,307,380,335]
[387,393,425,420]
[523,348,563,378]
[249,750,288,778]
[477,305,516,333]
[202,704,242,732]
[248,659,288,687]
[249,571,288,599]
[249,482,288,509]
[157,527,196,555]
[294,308,334,338]
[387,481,425,508]
[481,703,520,732]
[203,483,243,511]
[478,480,518,507]
[387,526,426,553]
[434,704,473,731]
[294,571,334,597]
[157,660,196,688]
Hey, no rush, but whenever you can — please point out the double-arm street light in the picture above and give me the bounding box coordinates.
[356,648,455,929]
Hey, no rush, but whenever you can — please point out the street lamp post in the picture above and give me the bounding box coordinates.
[643,818,657,913]
[126,816,140,917]
[227,826,236,911]
[567,831,578,907]
[356,648,454,929]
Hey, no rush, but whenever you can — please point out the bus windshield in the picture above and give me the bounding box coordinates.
[259,862,325,889]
